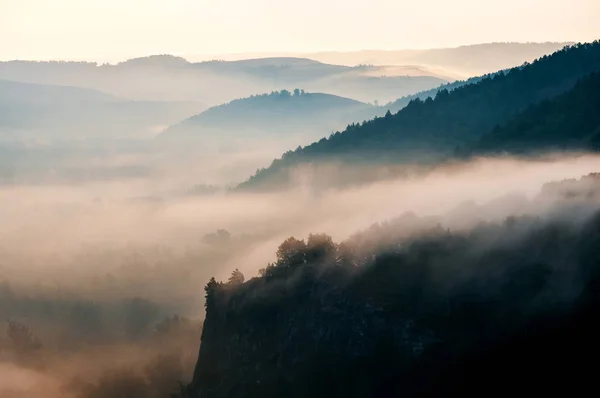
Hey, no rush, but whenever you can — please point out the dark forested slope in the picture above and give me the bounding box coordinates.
[188,174,600,398]
[467,71,600,154]
[240,41,600,190]
[383,72,495,113]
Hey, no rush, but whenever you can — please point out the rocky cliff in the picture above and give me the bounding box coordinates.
[187,188,600,398]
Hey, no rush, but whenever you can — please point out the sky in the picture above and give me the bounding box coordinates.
[1,0,599,62]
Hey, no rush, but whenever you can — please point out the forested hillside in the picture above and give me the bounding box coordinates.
[466,71,600,154]
[240,42,600,190]
[384,73,495,113]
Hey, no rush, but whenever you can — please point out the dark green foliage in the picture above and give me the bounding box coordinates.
[275,237,308,267]
[383,73,494,112]
[305,233,337,264]
[240,41,600,189]
[227,269,245,285]
[204,277,220,309]
[469,71,600,153]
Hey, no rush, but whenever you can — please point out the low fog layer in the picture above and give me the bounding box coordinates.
[2,153,600,397]
[3,154,600,280]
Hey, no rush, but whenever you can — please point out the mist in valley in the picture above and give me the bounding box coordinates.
[2,150,600,397]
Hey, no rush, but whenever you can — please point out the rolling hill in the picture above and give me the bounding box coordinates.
[0,79,202,142]
[158,90,374,150]
[238,41,600,190]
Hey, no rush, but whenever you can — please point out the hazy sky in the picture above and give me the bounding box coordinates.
[1,0,599,61]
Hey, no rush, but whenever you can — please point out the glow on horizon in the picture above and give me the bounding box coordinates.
[1,0,599,61]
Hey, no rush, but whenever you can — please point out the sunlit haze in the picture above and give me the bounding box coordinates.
[1,0,599,61]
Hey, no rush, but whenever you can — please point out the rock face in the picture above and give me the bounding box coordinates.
[187,198,600,398]
[190,280,436,397]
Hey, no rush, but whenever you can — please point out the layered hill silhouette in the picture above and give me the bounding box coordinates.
[0,79,200,141]
[305,42,572,77]
[195,43,569,78]
[158,90,374,150]
[239,41,600,190]
[0,57,447,106]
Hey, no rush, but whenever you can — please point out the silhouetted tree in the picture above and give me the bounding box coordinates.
[276,237,307,267]
[228,269,245,285]
[305,233,337,263]
[258,263,277,278]
[204,277,219,309]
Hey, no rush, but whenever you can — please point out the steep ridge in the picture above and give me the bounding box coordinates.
[239,41,600,190]
[188,174,600,398]
[466,71,600,154]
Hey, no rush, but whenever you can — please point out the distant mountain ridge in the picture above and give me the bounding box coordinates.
[0,79,201,141]
[191,42,571,77]
[0,78,117,104]
[303,42,573,76]
[0,56,447,105]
